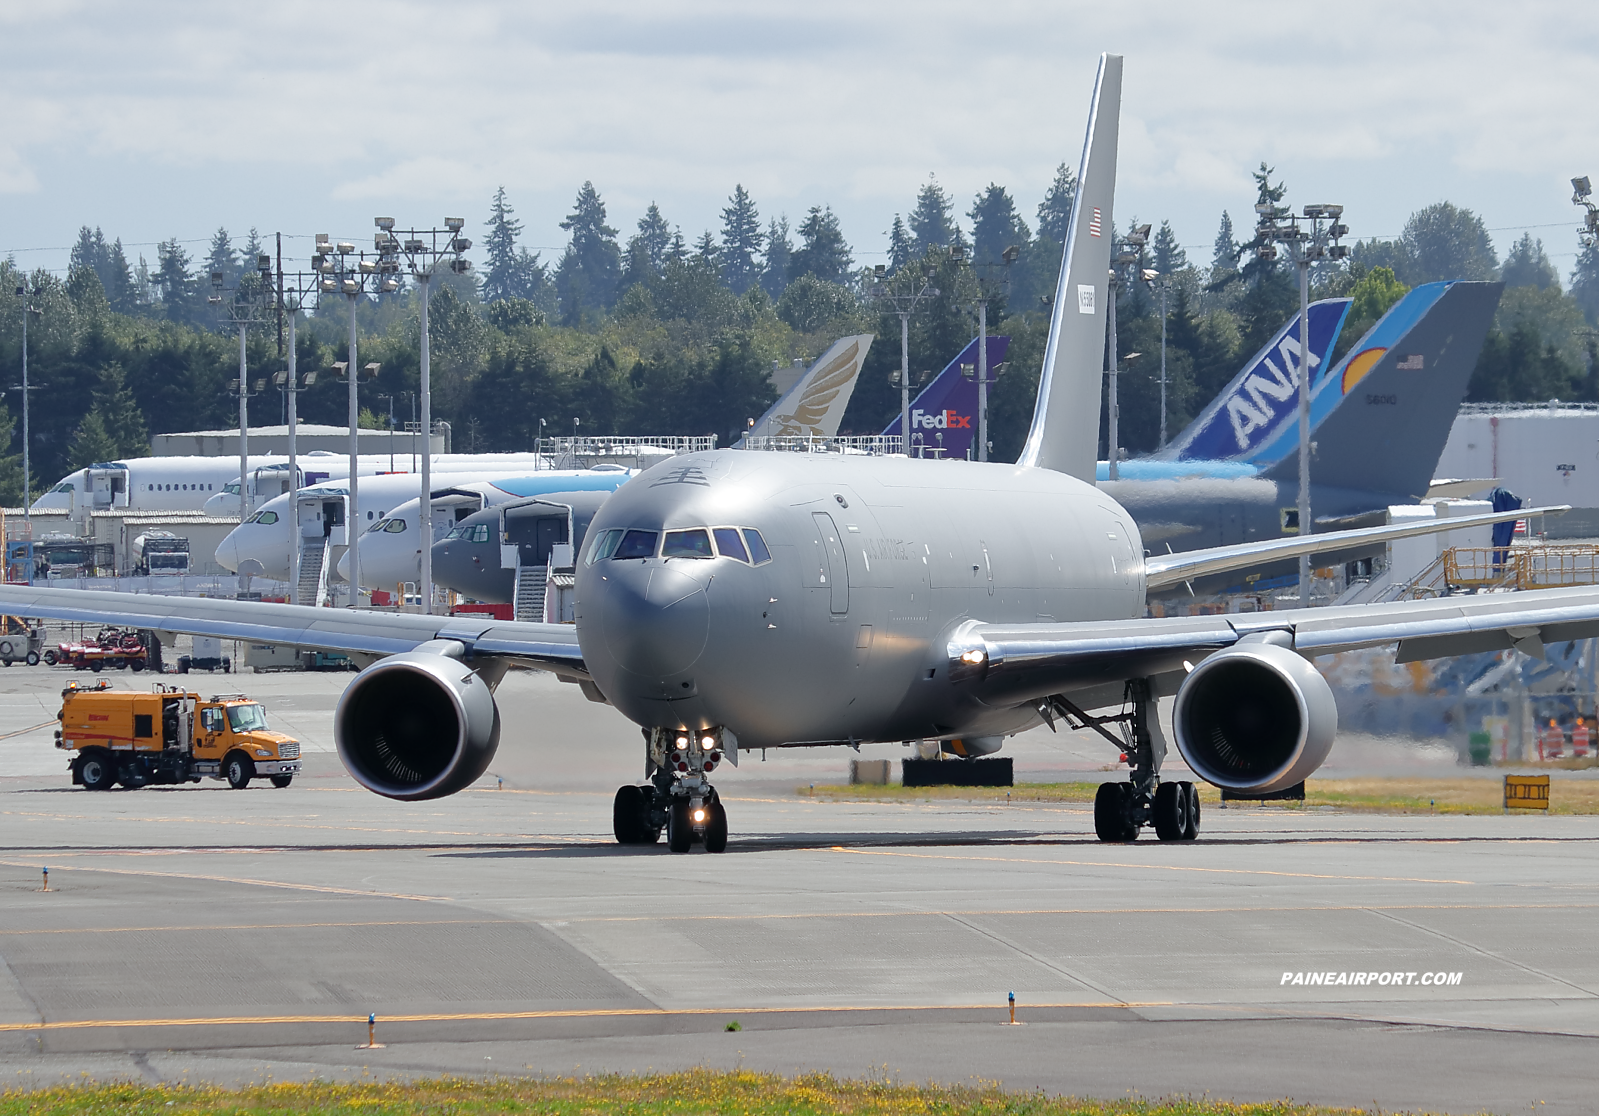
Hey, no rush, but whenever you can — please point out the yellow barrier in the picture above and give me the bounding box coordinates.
[1443,547,1599,591]
[1504,774,1550,811]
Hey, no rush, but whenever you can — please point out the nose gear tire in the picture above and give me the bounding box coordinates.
[613,784,661,845]
[704,800,728,853]
[667,798,693,853]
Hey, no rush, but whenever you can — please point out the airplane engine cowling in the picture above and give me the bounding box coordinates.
[1172,640,1335,795]
[334,650,501,800]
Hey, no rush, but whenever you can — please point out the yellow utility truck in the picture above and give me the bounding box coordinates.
[56,682,301,790]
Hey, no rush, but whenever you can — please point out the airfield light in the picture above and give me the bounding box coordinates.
[375,216,396,230]
[1573,177,1591,200]
[445,217,465,231]
[1002,244,1020,264]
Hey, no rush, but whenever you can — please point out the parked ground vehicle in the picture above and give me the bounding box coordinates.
[57,681,301,790]
[0,616,42,666]
[177,635,231,673]
[44,627,149,672]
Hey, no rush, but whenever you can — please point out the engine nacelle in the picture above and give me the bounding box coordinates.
[1172,639,1336,794]
[334,645,501,801]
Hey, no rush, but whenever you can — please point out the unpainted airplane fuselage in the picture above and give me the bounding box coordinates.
[576,450,1143,749]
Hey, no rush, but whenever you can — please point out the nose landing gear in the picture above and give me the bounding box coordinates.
[612,726,730,853]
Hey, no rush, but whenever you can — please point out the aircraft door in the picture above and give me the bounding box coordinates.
[810,511,849,615]
[505,511,568,566]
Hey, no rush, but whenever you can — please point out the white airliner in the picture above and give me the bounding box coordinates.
[216,470,616,580]
[31,452,553,518]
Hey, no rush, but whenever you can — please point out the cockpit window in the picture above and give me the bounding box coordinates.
[383,518,407,533]
[245,510,278,525]
[712,527,749,563]
[468,524,490,543]
[743,528,772,565]
[614,529,658,559]
[662,528,713,558]
[444,525,466,541]
[52,482,74,494]
[586,528,623,565]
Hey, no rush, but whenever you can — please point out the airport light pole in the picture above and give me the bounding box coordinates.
[868,261,939,455]
[1106,225,1150,480]
[376,220,470,615]
[11,283,41,532]
[208,255,276,528]
[313,236,399,606]
[950,243,1019,462]
[1253,202,1349,606]
[1151,272,1177,448]
[271,272,320,604]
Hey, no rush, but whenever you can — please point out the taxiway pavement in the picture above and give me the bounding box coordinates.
[2,664,1595,1114]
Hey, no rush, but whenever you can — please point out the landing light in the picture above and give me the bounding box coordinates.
[700,735,716,749]
[960,649,986,665]
[693,809,706,823]
[675,735,689,750]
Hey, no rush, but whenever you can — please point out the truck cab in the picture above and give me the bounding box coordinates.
[59,683,301,791]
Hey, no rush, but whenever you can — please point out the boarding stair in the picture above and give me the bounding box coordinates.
[514,565,547,623]
[298,538,331,607]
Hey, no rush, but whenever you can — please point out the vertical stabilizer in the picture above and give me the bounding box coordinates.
[737,334,874,444]
[1016,53,1122,478]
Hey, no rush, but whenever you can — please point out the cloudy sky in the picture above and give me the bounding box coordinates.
[2,0,1596,280]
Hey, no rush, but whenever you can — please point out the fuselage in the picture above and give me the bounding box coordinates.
[575,450,1144,749]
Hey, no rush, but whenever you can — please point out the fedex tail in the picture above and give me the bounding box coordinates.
[879,335,1011,460]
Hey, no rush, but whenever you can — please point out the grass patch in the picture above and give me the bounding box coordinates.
[0,1072,1385,1116]
[802,778,1599,815]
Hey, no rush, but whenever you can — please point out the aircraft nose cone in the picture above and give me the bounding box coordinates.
[215,532,240,573]
[601,564,710,677]
[335,549,351,581]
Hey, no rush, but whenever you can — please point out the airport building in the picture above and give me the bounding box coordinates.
[1434,402,1599,537]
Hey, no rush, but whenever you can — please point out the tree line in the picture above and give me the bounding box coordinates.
[2,164,1595,505]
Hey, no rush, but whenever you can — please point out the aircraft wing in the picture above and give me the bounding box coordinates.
[0,585,588,677]
[953,585,1599,710]
[1143,504,1567,589]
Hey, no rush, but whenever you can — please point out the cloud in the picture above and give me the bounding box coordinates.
[2,0,1597,271]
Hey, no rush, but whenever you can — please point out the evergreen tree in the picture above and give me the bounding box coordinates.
[155,238,197,323]
[887,216,915,273]
[554,181,622,326]
[482,186,526,302]
[70,227,99,276]
[719,185,764,294]
[88,362,150,456]
[969,184,1029,268]
[104,238,136,312]
[622,202,673,289]
[1152,220,1187,274]
[1501,232,1559,290]
[790,206,852,286]
[761,216,793,298]
[68,410,118,470]
[66,264,109,321]
[242,228,264,268]
[1211,211,1238,276]
[1035,163,1078,245]
[205,227,237,289]
[0,398,26,506]
[909,175,956,254]
[665,229,688,265]
[1400,202,1497,284]
[1571,241,1599,326]
[694,229,720,268]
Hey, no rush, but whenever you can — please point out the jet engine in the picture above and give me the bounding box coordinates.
[1171,639,1335,795]
[334,644,501,800]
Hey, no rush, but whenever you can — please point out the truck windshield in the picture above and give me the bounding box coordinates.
[226,703,268,732]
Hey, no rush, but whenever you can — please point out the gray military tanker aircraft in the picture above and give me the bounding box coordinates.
[2,54,1592,851]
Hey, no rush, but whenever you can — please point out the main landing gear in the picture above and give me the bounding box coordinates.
[612,727,729,853]
[1045,679,1199,844]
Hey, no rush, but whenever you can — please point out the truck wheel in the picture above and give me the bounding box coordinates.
[177,657,190,674]
[225,753,253,789]
[129,659,143,672]
[270,775,293,788]
[25,652,39,666]
[0,639,14,658]
[77,753,116,791]
[222,658,232,674]
[90,661,102,673]
[43,650,57,666]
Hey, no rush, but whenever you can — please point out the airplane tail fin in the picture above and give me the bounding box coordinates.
[879,335,1011,459]
[737,334,874,445]
[1155,298,1351,464]
[1260,281,1505,500]
[1016,53,1121,479]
